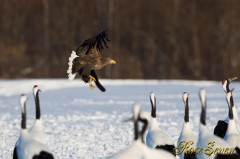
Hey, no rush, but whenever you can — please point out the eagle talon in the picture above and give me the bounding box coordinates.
[89,83,95,89]
[68,31,112,92]
[89,75,96,82]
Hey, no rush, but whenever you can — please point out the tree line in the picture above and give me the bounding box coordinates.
[0,0,240,80]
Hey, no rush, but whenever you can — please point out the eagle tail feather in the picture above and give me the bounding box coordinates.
[67,51,79,80]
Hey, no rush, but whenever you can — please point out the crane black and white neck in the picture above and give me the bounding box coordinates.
[145,92,176,156]
[177,92,197,159]
[107,103,175,159]
[183,92,190,123]
[222,78,239,122]
[15,94,54,159]
[139,112,176,159]
[196,89,240,159]
[224,91,240,149]
[29,85,46,144]
[106,103,146,159]
[214,77,240,138]
[222,77,237,93]
[150,92,156,118]
[33,85,41,119]
[13,94,27,159]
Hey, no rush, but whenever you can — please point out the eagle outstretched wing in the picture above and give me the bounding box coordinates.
[75,31,110,57]
[67,30,115,92]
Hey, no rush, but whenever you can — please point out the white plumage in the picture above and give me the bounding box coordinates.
[177,92,197,159]
[15,94,54,159]
[214,77,240,138]
[139,112,176,159]
[29,119,46,144]
[108,103,175,159]
[28,85,46,144]
[146,117,174,148]
[225,78,240,128]
[197,89,238,159]
[145,92,175,155]
[224,91,240,148]
[107,104,145,159]
[231,104,240,132]
[108,140,146,159]
[109,140,175,159]
[13,94,27,159]
[18,131,51,159]
[67,51,79,80]
[225,120,240,149]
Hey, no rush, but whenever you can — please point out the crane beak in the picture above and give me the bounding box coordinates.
[229,77,238,82]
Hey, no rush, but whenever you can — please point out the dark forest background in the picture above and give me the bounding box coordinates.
[1,0,240,80]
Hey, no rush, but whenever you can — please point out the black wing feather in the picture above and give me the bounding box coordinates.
[91,70,106,92]
[32,151,54,159]
[102,37,109,48]
[155,144,176,156]
[13,147,18,159]
[213,120,228,138]
[184,153,197,159]
[215,153,240,159]
[76,30,110,55]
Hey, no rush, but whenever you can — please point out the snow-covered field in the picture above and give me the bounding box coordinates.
[1,79,239,159]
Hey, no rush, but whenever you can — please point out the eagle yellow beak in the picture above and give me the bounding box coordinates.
[110,60,116,64]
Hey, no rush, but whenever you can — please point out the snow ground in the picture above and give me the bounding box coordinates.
[0,79,240,159]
